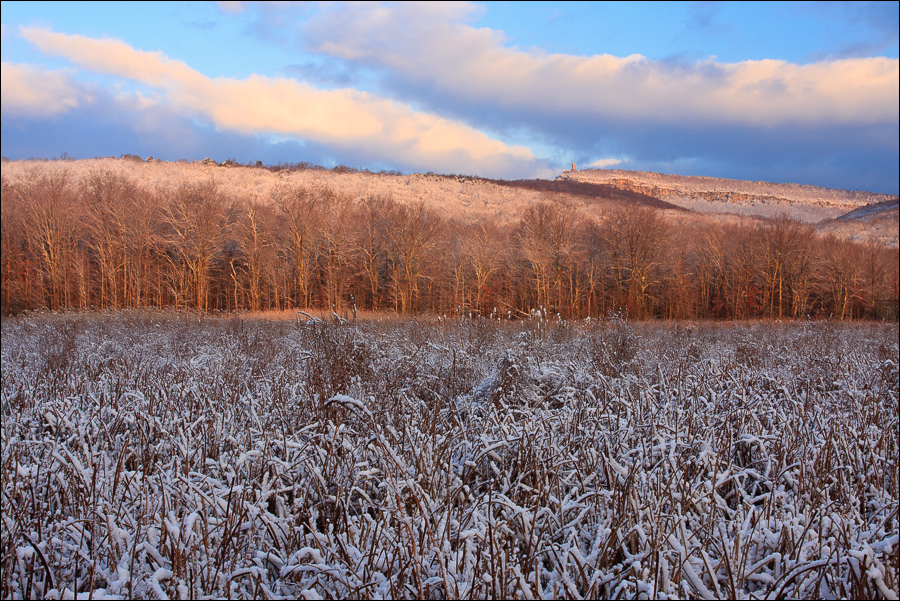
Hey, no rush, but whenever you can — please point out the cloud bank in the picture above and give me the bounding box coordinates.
[267,1,896,192]
[2,3,897,192]
[10,27,540,178]
[0,62,93,118]
[300,2,898,128]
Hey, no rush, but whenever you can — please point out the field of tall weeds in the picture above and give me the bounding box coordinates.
[1,312,897,599]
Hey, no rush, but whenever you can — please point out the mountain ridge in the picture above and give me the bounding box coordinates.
[559,168,895,208]
[3,157,896,245]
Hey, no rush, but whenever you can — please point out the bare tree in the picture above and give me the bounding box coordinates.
[759,215,813,318]
[235,198,276,311]
[661,222,698,320]
[387,202,444,314]
[517,200,579,314]
[163,180,229,310]
[821,236,862,320]
[19,169,78,310]
[82,169,144,308]
[577,219,608,318]
[859,237,890,318]
[887,248,900,320]
[599,205,667,319]
[274,185,321,309]
[1,176,31,313]
[786,223,816,319]
[353,193,395,311]
[463,221,506,315]
[696,226,729,317]
[727,227,758,319]
[318,190,354,311]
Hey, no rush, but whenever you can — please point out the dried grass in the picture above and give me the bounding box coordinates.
[1,313,897,599]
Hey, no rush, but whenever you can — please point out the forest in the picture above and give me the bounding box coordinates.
[2,159,897,320]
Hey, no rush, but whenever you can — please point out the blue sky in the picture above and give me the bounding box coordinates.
[2,1,898,192]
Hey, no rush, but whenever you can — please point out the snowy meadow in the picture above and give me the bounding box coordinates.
[1,313,897,599]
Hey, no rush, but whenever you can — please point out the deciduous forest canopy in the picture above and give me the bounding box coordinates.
[2,157,897,320]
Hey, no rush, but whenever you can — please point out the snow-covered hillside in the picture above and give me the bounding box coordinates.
[560,168,898,225]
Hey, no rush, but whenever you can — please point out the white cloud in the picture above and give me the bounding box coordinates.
[300,2,899,127]
[19,26,540,177]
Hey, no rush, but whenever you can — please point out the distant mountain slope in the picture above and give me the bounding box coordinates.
[818,199,899,247]
[559,168,897,224]
[833,198,900,221]
[0,158,684,225]
[3,158,896,246]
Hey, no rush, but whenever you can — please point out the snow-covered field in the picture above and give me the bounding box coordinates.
[2,312,897,599]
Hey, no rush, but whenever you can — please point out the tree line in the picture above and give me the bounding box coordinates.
[2,167,897,320]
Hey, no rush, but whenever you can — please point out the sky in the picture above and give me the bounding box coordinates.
[1,1,898,193]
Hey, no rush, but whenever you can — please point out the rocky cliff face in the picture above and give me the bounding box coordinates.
[583,176,808,207]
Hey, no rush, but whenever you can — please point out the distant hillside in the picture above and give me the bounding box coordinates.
[818,199,900,247]
[2,158,895,245]
[559,168,898,224]
[0,158,681,225]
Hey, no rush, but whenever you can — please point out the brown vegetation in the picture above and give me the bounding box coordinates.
[2,314,897,599]
[2,159,897,319]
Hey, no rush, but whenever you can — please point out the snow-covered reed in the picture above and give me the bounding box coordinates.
[2,313,897,599]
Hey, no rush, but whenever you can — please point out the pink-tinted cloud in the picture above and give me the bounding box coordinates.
[1,62,93,118]
[216,1,247,15]
[19,26,539,177]
[589,158,622,168]
[300,2,899,127]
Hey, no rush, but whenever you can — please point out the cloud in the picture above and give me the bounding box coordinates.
[589,158,622,168]
[1,62,94,118]
[299,2,898,128]
[686,1,724,31]
[804,2,899,61]
[19,26,540,177]
[7,6,898,191]
[244,1,895,192]
[587,119,899,193]
[808,2,900,45]
[284,58,372,89]
[216,1,246,15]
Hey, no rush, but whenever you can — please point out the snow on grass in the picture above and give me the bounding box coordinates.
[1,312,897,599]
